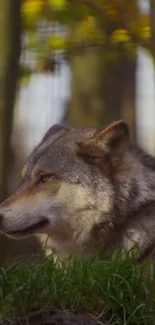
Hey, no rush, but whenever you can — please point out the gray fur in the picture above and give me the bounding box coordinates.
[0,121,155,262]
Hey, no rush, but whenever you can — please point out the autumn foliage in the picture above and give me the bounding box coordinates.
[21,0,151,79]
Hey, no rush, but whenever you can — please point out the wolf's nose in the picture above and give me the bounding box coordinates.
[0,214,3,223]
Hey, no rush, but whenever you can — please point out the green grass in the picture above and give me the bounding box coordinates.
[0,250,155,324]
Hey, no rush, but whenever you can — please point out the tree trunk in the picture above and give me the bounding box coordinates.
[66,46,136,133]
[0,0,21,202]
[0,0,21,264]
[150,0,155,154]
[150,0,155,59]
[121,58,137,143]
[66,47,107,127]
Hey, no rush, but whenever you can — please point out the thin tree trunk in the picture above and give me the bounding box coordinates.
[0,0,21,202]
[150,0,155,59]
[0,0,21,264]
[150,0,155,154]
[121,58,137,143]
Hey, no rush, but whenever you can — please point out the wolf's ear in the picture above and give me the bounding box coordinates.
[43,124,70,142]
[77,120,129,157]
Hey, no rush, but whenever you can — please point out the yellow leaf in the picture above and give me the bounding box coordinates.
[141,26,151,39]
[111,29,131,43]
[48,35,67,50]
[22,0,44,28]
[48,0,67,11]
[22,0,44,14]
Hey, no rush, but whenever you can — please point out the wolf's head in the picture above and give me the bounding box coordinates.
[0,120,130,258]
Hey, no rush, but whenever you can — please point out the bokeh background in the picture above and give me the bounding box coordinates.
[0,0,154,264]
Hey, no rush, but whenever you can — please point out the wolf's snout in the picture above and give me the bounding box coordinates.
[0,214,3,223]
[0,211,6,232]
[0,201,51,237]
[0,210,7,229]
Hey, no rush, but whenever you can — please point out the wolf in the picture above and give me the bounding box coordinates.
[0,120,155,263]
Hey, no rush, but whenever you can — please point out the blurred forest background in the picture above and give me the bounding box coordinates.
[0,0,154,264]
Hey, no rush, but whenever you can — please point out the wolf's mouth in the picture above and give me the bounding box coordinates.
[6,219,49,236]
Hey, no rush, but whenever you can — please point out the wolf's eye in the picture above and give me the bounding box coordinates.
[37,174,51,184]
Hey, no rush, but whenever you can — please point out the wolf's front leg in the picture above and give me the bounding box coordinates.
[122,227,155,262]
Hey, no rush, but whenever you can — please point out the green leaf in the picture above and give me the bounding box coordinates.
[48,35,67,50]
[27,31,39,50]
